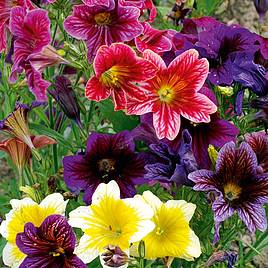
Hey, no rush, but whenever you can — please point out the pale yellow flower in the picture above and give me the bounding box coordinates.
[69,180,155,264]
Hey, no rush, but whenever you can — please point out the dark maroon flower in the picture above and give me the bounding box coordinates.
[48,76,82,127]
[246,131,268,173]
[188,142,268,242]
[16,214,87,268]
[145,129,197,186]
[63,131,146,204]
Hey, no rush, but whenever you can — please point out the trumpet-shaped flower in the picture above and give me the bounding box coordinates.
[16,215,87,268]
[63,1,143,62]
[127,49,217,140]
[63,131,146,204]
[68,181,155,264]
[0,193,68,267]
[85,43,157,110]
[134,191,201,260]
[188,142,268,242]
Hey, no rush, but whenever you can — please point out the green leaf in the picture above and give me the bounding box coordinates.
[30,123,73,150]
[97,100,139,132]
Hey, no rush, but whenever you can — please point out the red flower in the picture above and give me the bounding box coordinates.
[85,43,157,110]
[127,49,217,140]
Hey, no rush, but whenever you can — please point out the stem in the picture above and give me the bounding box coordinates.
[52,144,58,174]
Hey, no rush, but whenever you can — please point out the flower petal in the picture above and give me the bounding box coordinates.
[188,170,218,192]
[166,200,196,221]
[143,49,167,70]
[212,196,235,222]
[39,193,68,215]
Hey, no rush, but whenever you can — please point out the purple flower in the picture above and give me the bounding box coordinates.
[189,142,268,242]
[254,0,268,23]
[16,214,87,268]
[63,131,146,204]
[64,1,143,62]
[195,25,259,85]
[145,129,197,186]
[48,76,82,127]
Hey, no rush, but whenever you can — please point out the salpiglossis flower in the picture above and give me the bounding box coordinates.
[127,49,217,140]
[188,142,268,242]
[64,0,143,62]
[0,194,68,267]
[134,191,201,260]
[68,180,155,264]
[85,43,157,110]
[16,215,87,268]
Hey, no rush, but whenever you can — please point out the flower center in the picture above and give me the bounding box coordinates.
[101,67,121,88]
[157,87,174,103]
[155,226,164,236]
[50,247,65,257]
[97,158,117,180]
[94,12,112,25]
[223,182,242,201]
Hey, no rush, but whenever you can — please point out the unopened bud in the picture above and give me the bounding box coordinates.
[101,245,128,267]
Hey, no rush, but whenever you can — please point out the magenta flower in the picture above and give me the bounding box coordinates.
[0,0,33,52]
[189,142,268,242]
[135,22,172,54]
[9,7,66,100]
[16,215,87,268]
[64,1,143,62]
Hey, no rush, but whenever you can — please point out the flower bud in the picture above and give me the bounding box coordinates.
[101,245,129,267]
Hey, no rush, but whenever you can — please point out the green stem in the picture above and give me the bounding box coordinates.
[52,144,58,174]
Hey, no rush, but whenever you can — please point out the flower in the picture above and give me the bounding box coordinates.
[9,7,66,100]
[195,25,259,85]
[0,193,68,267]
[63,1,143,62]
[167,3,191,26]
[0,0,34,52]
[144,129,197,186]
[48,76,82,127]
[134,191,201,260]
[188,142,268,242]
[245,131,268,173]
[85,43,157,111]
[101,245,129,267]
[0,135,56,180]
[253,0,268,23]
[68,180,155,264]
[63,131,146,204]
[135,22,172,54]
[16,215,87,268]
[206,250,238,268]
[127,49,217,140]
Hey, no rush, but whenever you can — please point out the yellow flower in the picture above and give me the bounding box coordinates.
[0,193,68,268]
[135,191,201,260]
[69,180,155,264]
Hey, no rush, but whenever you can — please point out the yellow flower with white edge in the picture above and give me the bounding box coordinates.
[135,191,201,260]
[0,193,68,268]
[69,180,155,264]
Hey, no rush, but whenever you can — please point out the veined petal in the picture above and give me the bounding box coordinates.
[92,180,121,204]
[85,76,111,102]
[179,93,217,123]
[143,49,167,71]
[153,104,181,140]
[166,200,196,221]
[212,196,235,222]
[111,88,127,111]
[74,234,99,264]
[188,170,218,192]
[126,98,155,115]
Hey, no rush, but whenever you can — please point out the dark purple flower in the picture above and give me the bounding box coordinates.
[197,25,259,85]
[167,3,191,26]
[254,0,268,23]
[145,129,197,186]
[16,214,87,268]
[48,76,82,127]
[188,142,268,242]
[63,131,146,204]
[250,95,268,124]
[246,131,268,173]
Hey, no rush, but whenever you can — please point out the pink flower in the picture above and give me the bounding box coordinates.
[127,49,217,140]
[63,1,143,62]
[85,43,157,110]
[0,0,33,52]
[135,22,172,54]
[9,7,66,100]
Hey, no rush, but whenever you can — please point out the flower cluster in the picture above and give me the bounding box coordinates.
[1,0,268,268]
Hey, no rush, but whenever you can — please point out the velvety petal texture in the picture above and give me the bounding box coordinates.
[16,215,87,268]
[63,131,146,204]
